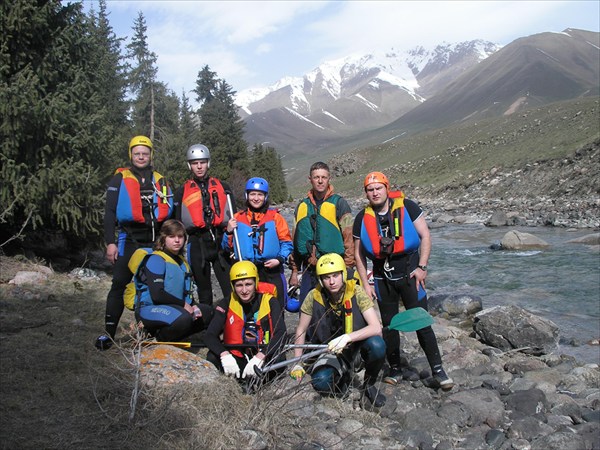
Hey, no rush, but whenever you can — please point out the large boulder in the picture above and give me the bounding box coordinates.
[566,233,600,245]
[428,293,483,319]
[500,230,550,250]
[473,305,559,355]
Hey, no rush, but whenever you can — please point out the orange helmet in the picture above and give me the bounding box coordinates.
[364,171,389,190]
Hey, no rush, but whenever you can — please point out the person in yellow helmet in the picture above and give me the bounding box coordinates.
[95,135,173,350]
[353,171,454,390]
[291,253,387,409]
[204,261,286,382]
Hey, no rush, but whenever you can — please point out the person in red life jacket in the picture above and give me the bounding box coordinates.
[135,220,213,341]
[95,135,173,350]
[204,261,286,381]
[174,144,234,306]
[222,177,293,315]
[353,171,454,390]
[288,162,355,305]
[290,253,386,408]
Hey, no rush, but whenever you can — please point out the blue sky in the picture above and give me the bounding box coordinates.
[92,1,599,101]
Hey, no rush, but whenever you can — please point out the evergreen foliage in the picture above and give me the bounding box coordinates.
[125,12,158,134]
[0,1,287,253]
[194,66,248,183]
[250,144,289,204]
[0,0,119,238]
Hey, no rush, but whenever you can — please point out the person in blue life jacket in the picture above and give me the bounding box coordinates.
[222,177,294,315]
[353,171,454,390]
[204,261,286,381]
[135,219,213,341]
[95,135,173,350]
[288,162,355,305]
[290,253,387,408]
[174,144,234,306]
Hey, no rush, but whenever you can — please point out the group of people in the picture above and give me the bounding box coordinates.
[96,135,454,408]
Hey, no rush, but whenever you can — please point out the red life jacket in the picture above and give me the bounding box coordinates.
[223,288,275,358]
[115,168,171,224]
[361,191,420,259]
[180,178,228,229]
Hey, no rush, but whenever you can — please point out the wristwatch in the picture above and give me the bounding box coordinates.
[417,264,428,271]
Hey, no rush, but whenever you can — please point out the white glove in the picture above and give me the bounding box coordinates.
[328,334,352,354]
[242,355,264,378]
[220,353,240,378]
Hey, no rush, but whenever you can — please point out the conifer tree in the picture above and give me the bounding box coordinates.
[88,0,129,173]
[250,143,288,204]
[0,0,114,239]
[125,12,158,138]
[193,66,248,183]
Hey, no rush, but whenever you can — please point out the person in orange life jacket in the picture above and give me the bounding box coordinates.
[353,172,454,390]
[204,261,286,380]
[290,253,386,407]
[135,220,213,341]
[222,177,293,314]
[95,135,173,350]
[288,162,355,304]
[174,144,234,306]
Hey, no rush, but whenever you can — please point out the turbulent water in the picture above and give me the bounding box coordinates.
[427,224,600,364]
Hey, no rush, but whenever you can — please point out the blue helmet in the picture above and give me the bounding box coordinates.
[245,177,269,202]
[285,286,300,312]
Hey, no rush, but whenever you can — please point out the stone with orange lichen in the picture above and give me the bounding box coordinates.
[140,345,221,387]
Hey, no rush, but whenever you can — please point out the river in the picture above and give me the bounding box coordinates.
[428,224,600,364]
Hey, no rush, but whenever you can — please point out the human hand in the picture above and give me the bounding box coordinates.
[242,355,264,378]
[220,353,240,378]
[192,305,202,319]
[328,334,352,354]
[289,364,305,381]
[264,258,280,269]
[410,267,427,292]
[105,244,118,264]
[227,218,237,234]
[364,284,377,302]
[288,272,298,287]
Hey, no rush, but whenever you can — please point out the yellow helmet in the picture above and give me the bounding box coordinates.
[128,135,154,160]
[229,261,259,289]
[316,253,347,286]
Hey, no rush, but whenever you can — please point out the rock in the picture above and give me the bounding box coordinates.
[566,233,600,245]
[500,230,550,249]
[428,293,483,319]
[507,415,554,441]
[447,388,506,428]
[9,271,49,285]
[473,305,559,354]
[140,345,221,388]
[530,431,587,450]
[504,388,548,416]
[486,211,508,227]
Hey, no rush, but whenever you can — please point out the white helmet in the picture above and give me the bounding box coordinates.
[186,144,211,169]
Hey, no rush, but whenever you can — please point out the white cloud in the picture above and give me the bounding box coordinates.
[307,1,574,59]
[102,0,598,95]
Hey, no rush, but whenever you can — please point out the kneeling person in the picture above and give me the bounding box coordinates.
[205,261,286,380]
[136,220,212,342]
[291,253,386,407]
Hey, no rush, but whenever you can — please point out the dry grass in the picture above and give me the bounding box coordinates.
[0,256,383,449]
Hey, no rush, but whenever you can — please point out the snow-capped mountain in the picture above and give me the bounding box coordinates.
[237,40,501,155]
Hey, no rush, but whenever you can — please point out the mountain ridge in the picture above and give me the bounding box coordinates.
[238,28,599,177]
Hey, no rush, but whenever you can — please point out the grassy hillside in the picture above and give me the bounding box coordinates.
[287,97,599,199]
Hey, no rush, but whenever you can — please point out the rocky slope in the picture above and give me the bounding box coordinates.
[328,138,600,229]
